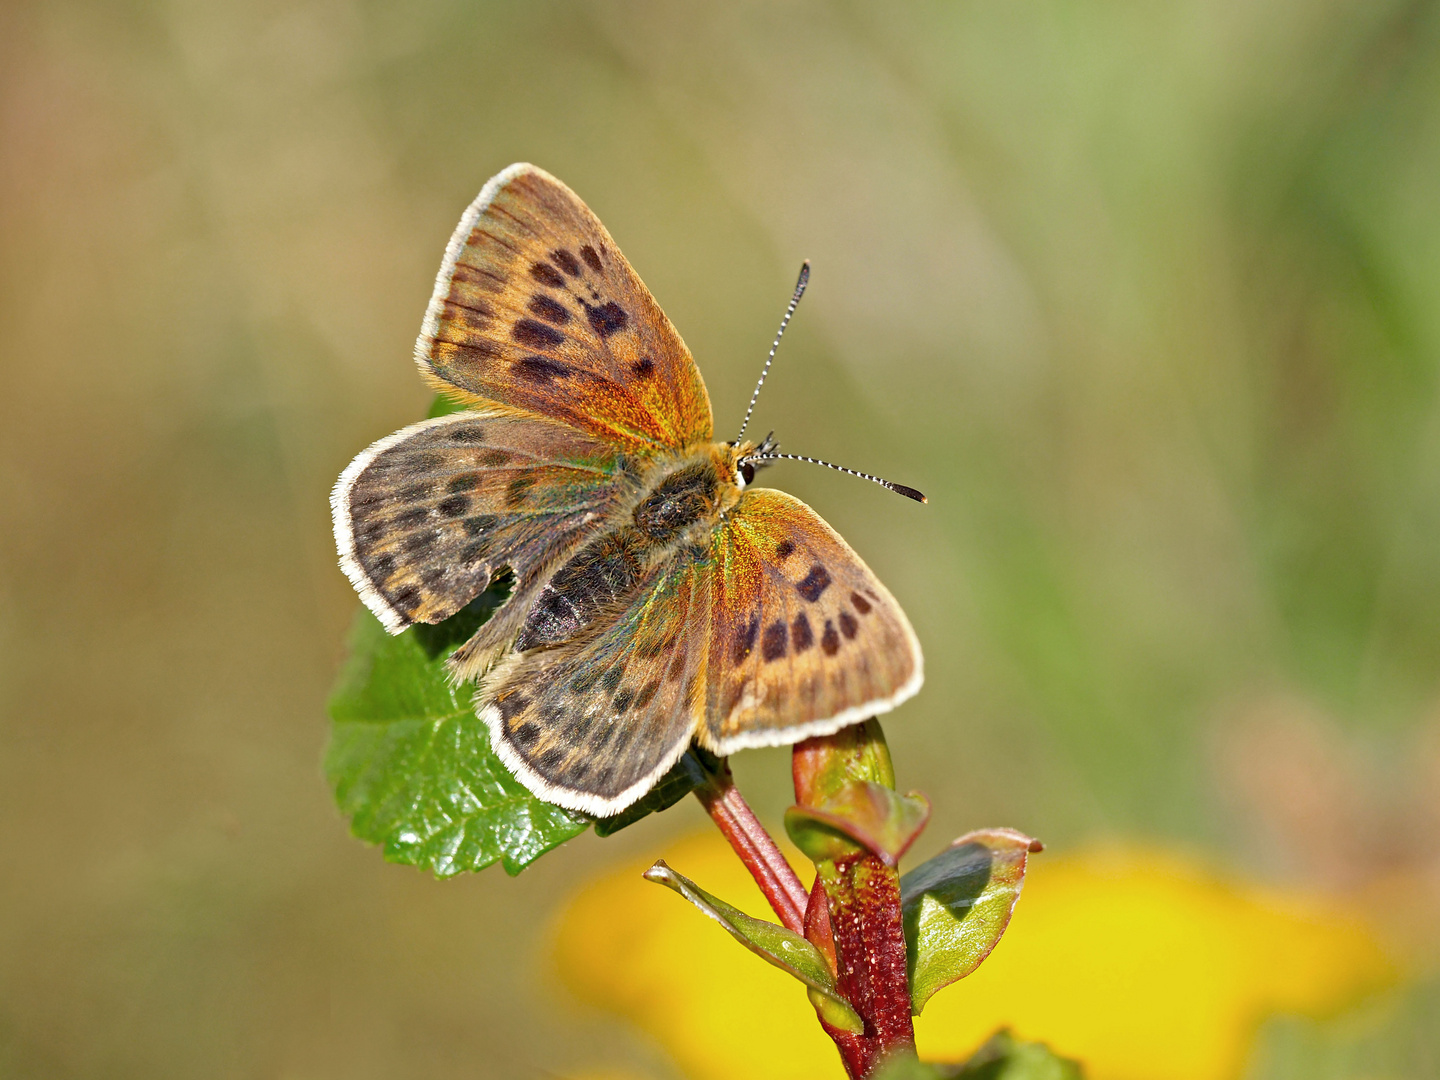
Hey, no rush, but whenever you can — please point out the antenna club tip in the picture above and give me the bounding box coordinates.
[891,483,927,504]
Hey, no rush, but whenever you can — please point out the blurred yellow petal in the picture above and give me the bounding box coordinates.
[551,834,1398,1080]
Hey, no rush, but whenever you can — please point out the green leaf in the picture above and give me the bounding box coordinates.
[593,746,721,837]
[325,589,589,877]
[871,1030,1083,1079]
[643,860,864,1034]
[900,829,1041,1014]
[785,781,931,866]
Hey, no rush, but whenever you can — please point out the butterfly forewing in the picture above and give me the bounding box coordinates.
[700,489,922,754]
[332,410,630,633]
[417,164,713,453]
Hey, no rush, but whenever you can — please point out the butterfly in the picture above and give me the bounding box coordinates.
[331,163,924,816]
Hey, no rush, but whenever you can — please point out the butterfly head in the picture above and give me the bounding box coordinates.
[726,431,780,490]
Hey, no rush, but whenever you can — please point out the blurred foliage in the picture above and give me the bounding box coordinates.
[3,0,1440,1076]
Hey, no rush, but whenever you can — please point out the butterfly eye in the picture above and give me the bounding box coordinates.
[740,462,756,486]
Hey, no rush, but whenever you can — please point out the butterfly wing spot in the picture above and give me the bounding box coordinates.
[447,474,480,493]
[796,563,831,602]
[511,721,540,748]
[393,586,423,613]
[550,248,582,276]
[580,244,604,272]
[370,553,396,578]
[513,356,572,384]
[791,613,814,652]
[632,357,655,378]
[600,667,623,694]
[612,688,634,713]
[402,531,437,555]
[775,539,795,561]
[850,591,873,615]
[838,611,859,640]
[821,620,841,656]
[513,318,566,350]
[527,294,572,326]
[583,300,628,338]
[496,693,528,721]
[394,507,430,528]
[530,261,565,287]
[398,481,432,501]
[762,620,788,662]
[437,494,470,517]
[447,425,487,443]
[463,514,498,536]
[636,679,661,709]
[732,613,760,664]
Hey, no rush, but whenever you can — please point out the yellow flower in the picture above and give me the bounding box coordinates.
[551,833,1398,1080]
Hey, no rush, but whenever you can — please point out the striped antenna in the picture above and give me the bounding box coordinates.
[735,261,810,443]
[745,453,927,503]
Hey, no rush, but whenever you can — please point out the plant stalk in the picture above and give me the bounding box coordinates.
[694,765,810,934]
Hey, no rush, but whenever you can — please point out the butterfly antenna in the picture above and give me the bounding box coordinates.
[746,452,927,503]
[735,260,810,443]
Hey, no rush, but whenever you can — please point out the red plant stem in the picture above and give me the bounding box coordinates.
[820,855,916,1075]
[695,770,809,934]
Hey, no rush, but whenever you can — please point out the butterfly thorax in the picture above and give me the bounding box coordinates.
[511,441,749,653]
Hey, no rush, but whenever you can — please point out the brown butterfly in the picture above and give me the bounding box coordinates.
[331,164,924,816]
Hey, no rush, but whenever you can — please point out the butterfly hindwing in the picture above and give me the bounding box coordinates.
[480,549,710,815]
[416,163,713,453]
[331,409,632,633]
[700,489,923,754]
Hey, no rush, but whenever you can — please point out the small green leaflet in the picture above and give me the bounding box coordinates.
[326,586,589,877]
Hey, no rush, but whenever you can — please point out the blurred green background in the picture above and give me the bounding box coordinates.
[3,0,1440,1076]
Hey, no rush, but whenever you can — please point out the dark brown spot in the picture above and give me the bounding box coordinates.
[393,586,422,613]
[527,294,572,325]
[514,356,571,383]
[511,721,540,747]
[530,261,565,287]
[589,724,614,750]
[821,620,841,656]
[550,248,582,276]
[776,539,795,561]
[571,670,600,694]
[459,541,485,563]
[762,620,788,662]
[600,668,623,693]
[447,473,479,493]
[839,611,858,639]
[851,592,872,615]
[513,318,565,349]
[394,507,429,528]
[369,553,396,578]
[612,688,634,713]
[585,301,628,337]
[797,564,832,602]
[580,244,603,272]
[403,531,436,554]
[421,567,445,587]
[732,614,760,664]
[437,494,470,517]
[537,747,563,769]
[479,449,511,466]
[791,614,814,652]
[632,357,655,378]
[463,514,497,536]
[448,425,486,443]
[635,680,660,710]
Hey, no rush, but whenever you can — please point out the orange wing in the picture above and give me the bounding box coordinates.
[698,489,923,755]
[416,163,713,453]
